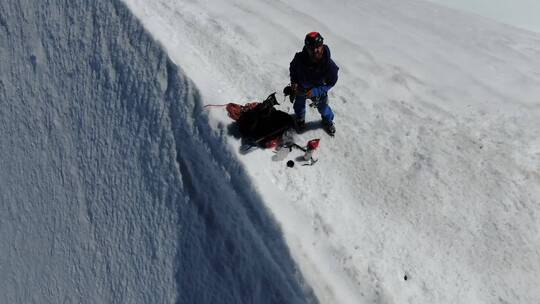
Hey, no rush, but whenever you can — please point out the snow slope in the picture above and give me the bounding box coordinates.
[0,1,315,303]
[122,0,540,303]
[426,0,540,34]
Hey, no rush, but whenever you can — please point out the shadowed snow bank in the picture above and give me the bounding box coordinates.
[0,1,316,303]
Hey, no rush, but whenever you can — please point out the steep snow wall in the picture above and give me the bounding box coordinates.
[122,1,540,303]
[0,1,315,303]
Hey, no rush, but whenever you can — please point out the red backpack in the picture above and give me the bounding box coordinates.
[225,102,259,121]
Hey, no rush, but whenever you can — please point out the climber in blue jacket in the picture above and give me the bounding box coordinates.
[289,32,339,135]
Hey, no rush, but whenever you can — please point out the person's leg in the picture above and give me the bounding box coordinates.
[293,95,307,120]
[316,95,334,122]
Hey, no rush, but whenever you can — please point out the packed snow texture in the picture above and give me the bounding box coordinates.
[123,0,540,303]
[0,1,315,303]
[426,0,540,34]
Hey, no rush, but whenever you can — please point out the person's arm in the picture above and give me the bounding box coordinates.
[289,55,304,98]
[289,55,300,85]
[307,60,339,98]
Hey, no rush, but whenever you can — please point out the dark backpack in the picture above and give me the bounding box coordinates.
[236,93,294,144]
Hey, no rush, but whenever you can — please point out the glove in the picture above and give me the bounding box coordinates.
[306,87,322,98]
[283,83,298,103]
[307,85,332,99]
[283,85,293,96]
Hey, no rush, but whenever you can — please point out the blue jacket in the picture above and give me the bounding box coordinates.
[289,45,339,98]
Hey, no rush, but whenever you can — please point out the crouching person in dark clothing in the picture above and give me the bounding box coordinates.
[289,31,339,135]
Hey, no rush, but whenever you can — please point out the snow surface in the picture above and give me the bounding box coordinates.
[2,0,540,303]
[425,0,540,34]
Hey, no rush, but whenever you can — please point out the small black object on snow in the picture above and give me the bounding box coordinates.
[286,160,295,168]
